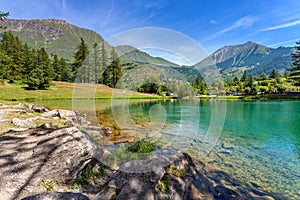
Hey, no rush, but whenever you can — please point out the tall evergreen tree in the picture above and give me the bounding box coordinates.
[72,38,89,82]
[52,55,60,81]
[99,40,108,84]
[0,11,9,29]
[0,31,23,81]
[192,76,207,95]
[290,41,300,85]
[240,70,249,82]
[269,69,280,79]
[59,58,71,82]
[92,43,99,84]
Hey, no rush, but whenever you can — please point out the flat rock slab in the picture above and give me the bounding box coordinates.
[0,127,94,200]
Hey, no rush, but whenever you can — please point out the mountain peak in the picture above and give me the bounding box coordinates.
[115,45,138,55]
[244,41,257,45]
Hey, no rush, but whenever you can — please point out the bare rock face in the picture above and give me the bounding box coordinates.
[0,127,94,200]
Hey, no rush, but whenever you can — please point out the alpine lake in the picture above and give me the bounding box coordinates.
[37,98,300,199]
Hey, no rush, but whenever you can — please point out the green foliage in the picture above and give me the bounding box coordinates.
[0,11,9,29]
[0,31,71,89]
[260,73,268,80]
[72,37,90,82]
[71,182,82,190]
[240,70,249,82]
[127,138,158,153]
[73,163,105,187]
[269,69,280,79]
[169,165,186,177]
[290,41,300,84]
[26,68,51,89]
[192,76,208,95]
[138,75,161,94]
[40,179,55,191]
[101,48,123,88]
[158,173,170,193]
[177,83,194,98]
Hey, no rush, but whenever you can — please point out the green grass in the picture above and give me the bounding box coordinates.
[0,81,164,101]
[72,163,105,188]
[127,138,158,153]
[169,165,186,177]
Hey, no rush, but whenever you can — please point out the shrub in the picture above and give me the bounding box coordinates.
[127,138,158,153]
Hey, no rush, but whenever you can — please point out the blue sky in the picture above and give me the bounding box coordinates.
[2,0,300,64]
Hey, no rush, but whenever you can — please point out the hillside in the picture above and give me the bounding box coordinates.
[0,19,112,61]
[116,45,179,66]
[0,18,295,84]
[195,41,294,79]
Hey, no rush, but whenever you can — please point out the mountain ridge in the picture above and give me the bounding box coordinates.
[0,18,295,80]
[0,18,112,61]
[196,41,294,78]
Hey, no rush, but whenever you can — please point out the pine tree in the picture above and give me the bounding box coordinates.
[52,55,60,81]
[21,43,35,79]
[26,48,53,89]
[0,32,23,81]
[72,38,89,82]
[233,76,240,85]
[269,69,280,79]
[110,48,122,87]
[92,43,99,84]
[59,58,71,82]
[260,72,268,80]
[240,70,249,82]
[99,40,108,84]
[0,11,9,29]
[290,41,300,85]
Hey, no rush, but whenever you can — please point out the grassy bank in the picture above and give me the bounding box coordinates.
[0,81,169,101]
[198,94,300,100]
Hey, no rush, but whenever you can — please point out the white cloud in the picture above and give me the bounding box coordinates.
[204,16,258,41]
[269,37,300,47]
[258,19,300,31]
[209,19,217,24]
[107,27,208,65]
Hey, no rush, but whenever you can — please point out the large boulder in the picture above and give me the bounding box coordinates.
[0,127,94,200]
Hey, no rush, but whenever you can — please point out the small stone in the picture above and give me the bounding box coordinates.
[41,110,59,118]
[31,105,49,113]
[12,118,36,128]
[58,110,76,118]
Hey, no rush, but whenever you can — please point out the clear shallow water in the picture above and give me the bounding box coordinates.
[106,99,300,199]
[41,99,300,199]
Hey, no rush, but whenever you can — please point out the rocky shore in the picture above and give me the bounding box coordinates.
[0,103,282,200]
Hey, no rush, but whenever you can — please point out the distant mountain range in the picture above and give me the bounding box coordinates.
[195,41,294,79]
[0,18,295,83]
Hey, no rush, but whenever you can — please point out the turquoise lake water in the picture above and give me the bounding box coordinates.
[102,99,300,199]
[42,98,300,199]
